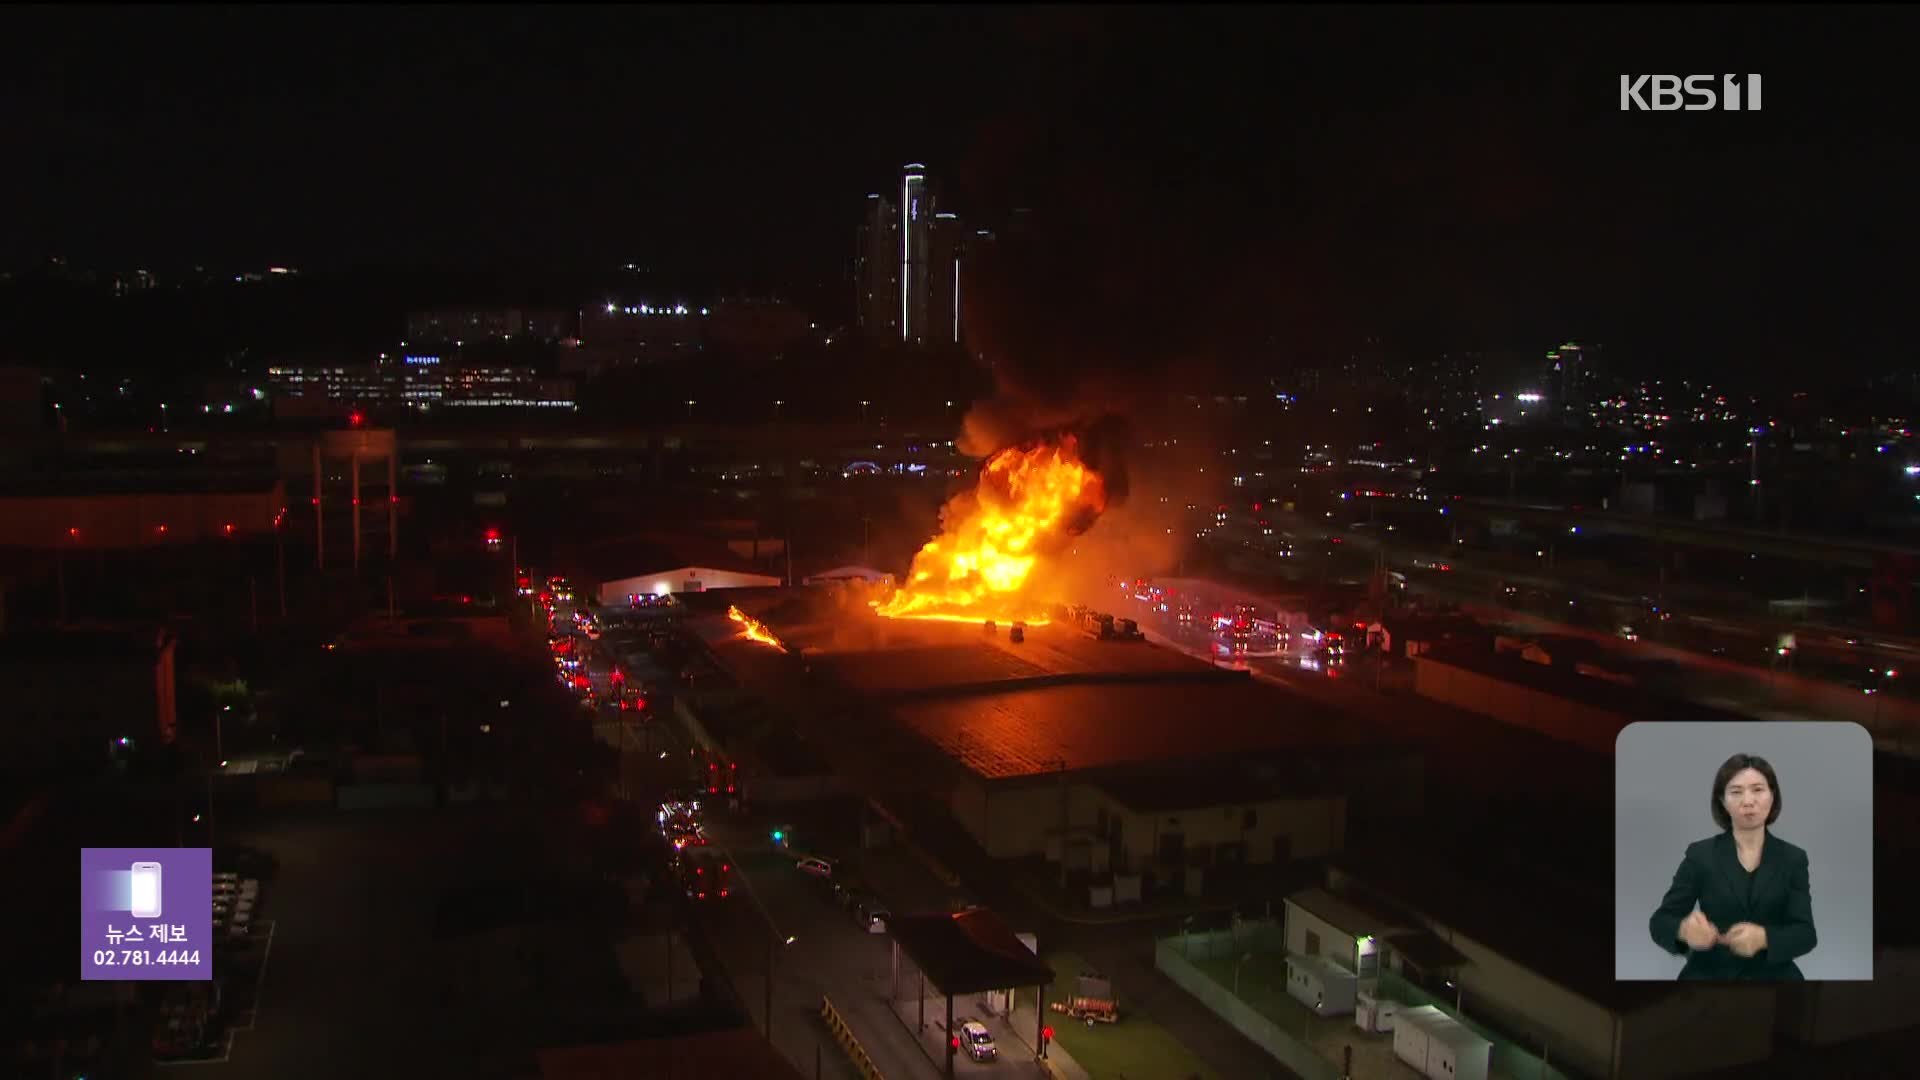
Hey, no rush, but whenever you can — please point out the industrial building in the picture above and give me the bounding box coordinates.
[680,587,1422,900]
[1410,640,1764,754]
[1278,852,1781,1080]
[0,476,286,550]
[566,534,791,606]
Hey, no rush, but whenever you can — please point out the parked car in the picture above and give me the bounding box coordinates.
[795,856,835,879]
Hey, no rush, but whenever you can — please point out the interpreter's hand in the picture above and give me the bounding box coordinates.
[1679,910,1721,951]
[1723,922,1768,958]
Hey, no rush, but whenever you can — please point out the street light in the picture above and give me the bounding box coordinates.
[859,399,871,423]
[686,399,697,420]
[774,399,783,420]
[766,934,796,1041]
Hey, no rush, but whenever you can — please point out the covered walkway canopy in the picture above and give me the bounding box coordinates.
[888,908,1055,1077]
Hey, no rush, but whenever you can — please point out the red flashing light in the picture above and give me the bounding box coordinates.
[352,497,359,506]
[156,524,169,534]
[348,411,364,426]
[311,496,319,506]
[719,888,729,897]
[1042,1026,1054,1041]
[722,864,729,872]
[951,1036,962,1050]
[389,495,398,503]
[223,523,234,535]
[67,526,79,538]
[460,595,472,604]
[484,528,501,541]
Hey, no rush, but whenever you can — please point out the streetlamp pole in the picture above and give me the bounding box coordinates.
[766,934,795,1041]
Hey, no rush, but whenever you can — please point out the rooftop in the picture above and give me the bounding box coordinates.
[1330,843,1678,1016]
[1421,643,1752,723]
[1285,885,1405,938]
[0,627,171,663]
[687,586,1397,782]
[561,532,779,590]
[0,472,283,497]
[892,678,1381,780]
[1098,757,1359,812]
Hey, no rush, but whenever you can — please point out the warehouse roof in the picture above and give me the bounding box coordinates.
[687,587,1397,781]
[892,678,1380,780]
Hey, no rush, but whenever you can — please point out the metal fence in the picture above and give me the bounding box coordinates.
[1155,934,1339,1080]
[1375,969,1577,1080]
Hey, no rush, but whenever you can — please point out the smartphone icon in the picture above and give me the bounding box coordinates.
[130,861,163,919]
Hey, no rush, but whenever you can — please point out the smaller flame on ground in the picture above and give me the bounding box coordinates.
[728,605,785,650]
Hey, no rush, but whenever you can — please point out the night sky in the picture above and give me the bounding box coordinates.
[2,5,1912,374]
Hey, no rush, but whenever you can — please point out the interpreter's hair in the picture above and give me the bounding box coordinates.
[1711,753,1781,830]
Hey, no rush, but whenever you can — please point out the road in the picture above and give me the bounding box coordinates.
[692,820,941,1080]
[1157,533,1920,755]
[1252,509,1920,693]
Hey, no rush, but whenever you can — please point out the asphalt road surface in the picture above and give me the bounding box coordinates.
[693,820,941,1080]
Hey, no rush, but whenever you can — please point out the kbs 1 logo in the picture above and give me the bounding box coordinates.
[1620,74,1762,111]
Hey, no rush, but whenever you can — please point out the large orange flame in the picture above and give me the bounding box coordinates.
[874,434,1107,624]
[728,605,785,650]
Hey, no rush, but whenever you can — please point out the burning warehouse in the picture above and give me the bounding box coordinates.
[684,584,1424,902]
[662,418,1422,900]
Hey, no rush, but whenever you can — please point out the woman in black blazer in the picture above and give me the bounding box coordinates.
[1648,753,1817,980]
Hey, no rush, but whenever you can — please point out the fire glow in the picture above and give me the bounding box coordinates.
[874,434,1107,625]
[728,605,786,650]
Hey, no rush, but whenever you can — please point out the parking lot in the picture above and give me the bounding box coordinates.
[187,804,593,1079]
[154,849,280,1066]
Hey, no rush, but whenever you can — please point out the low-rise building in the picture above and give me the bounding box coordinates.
[1279,850,1782,1080]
